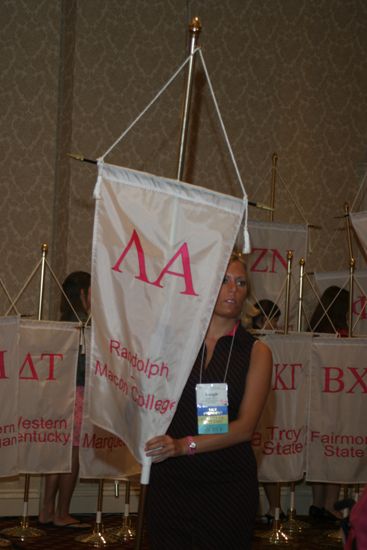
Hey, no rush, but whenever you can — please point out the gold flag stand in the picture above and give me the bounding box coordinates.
[75,480,118,547]
[105,480,136,542]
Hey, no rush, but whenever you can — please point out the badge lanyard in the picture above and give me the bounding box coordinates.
[195,332,236,434]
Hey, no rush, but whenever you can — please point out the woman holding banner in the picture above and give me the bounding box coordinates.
[38,271,91,528]
[145,252,273,549]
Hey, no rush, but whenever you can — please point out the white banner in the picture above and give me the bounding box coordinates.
[79,328,141,479]
[17,320,80,474]
[0,316,19,477]
[247,221,308,329]
[307,338,367,483]
[314,271,367,336]
[253,333,311,482]
[350,211,367,252]
[89,163,246,466]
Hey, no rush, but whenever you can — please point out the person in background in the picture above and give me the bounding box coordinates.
[145,251,273,549]
[308,285,349,522]
[253,299,285,524]
[252,299,281,332]
[38,271,91,528]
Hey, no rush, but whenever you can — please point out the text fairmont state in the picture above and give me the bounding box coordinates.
[311,431,367,458]
[109,339,170,380]
[94,360,176,415]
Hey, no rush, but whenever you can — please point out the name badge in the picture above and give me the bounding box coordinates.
[196,383,229,434]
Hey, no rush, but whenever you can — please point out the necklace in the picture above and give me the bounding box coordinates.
[199,330,236,384]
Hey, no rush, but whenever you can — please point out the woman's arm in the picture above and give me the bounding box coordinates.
[145,339,272,462]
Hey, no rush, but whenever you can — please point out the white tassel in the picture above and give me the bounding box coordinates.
[93,159,104,199]
[243,227,251,253]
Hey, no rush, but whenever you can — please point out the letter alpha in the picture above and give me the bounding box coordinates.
[151,243,198,296]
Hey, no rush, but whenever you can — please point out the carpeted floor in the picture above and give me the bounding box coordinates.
[0,513,345,549]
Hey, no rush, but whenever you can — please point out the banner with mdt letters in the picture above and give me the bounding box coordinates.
[247,221,308,330]
[79,328,141,479]
[307,338,367,483]
[0,316,19,477]
[89,163,246,471]
[314,271,367,336]
[253,333,311,482]
[17,319,80,474]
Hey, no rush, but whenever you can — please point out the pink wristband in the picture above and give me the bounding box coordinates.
[186,436,197,456]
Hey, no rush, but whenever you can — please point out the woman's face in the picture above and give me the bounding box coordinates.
[213,260,248,320]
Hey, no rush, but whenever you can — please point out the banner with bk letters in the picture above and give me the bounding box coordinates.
[253,333,311,482]
[89,163,246,467]
[247,221,308,329]
[307,337,367,483]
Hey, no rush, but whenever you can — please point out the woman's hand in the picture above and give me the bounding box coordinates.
[145,435,184,463]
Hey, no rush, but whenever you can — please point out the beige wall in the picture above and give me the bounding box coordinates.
[1,0,367,316]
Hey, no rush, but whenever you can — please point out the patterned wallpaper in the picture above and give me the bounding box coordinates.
[1,0,367,317]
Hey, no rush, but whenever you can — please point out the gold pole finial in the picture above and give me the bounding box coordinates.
[189,16,202,34]
[41,243,48,254]
[67,152,97,165]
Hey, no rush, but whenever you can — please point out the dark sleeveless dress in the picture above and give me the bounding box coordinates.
[146,325,259,550]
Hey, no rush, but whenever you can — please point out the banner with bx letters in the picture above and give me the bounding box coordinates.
[307,337,367,483]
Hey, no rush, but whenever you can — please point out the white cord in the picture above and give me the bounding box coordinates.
[99,50,199,162]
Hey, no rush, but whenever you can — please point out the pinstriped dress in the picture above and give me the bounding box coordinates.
[147,325,258,550]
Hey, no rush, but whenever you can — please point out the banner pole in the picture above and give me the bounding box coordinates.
[176,17,202,181]
[344,202,355,264]
[296,258,305,332]
[133,18,201,549]
[269,153,278,222]
[23,244,48,531]
[37,244,48,320]
[348,257,355,337]
[283,250,293,335]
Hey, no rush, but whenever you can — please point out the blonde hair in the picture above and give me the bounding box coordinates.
[228,250,257,327]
